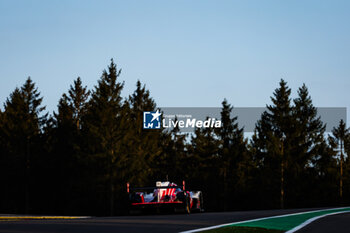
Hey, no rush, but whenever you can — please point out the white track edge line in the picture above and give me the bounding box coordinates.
[179,207,350,233]
[285,210,350,233]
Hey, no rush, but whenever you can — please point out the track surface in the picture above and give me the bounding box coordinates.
[0,208,337,233]
[295,212,350,233]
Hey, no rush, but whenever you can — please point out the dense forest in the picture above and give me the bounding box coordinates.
[0,59,349,216]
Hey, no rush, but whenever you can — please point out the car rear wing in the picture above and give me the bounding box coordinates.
[127,180,186,193]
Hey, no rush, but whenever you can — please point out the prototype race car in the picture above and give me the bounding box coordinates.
[127,181,203,214]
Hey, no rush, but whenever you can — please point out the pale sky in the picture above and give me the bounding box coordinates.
[1,0,349,124]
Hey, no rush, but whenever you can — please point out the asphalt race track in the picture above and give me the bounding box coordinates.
[0,208,344,233]
[295,212,350,233]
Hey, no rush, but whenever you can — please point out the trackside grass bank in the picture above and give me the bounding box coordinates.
[200,207,350,233]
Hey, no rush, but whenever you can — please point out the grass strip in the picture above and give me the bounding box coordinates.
[231,207,350,231]
[200,207,350,233]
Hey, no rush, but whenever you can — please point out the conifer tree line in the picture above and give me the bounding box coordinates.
[0,59,350,215]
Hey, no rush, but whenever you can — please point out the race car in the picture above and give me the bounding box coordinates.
[127,181,203,214]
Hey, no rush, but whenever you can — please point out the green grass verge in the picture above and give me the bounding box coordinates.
[202,226,283,233]
[232,207,350,231]
[200,207,350,233]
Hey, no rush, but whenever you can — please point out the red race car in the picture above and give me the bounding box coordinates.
[127,181,203,214]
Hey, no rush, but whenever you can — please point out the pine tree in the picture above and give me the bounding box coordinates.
[125,80,161,183]
[67,77,90,130]
[1,78,46,213]
[85,59,124,215]
[50,77,90,214]
[251,79,293,209]
[290,84,326,206]
[216,99,248,210]
[53,77,90,161]
[329,119,349,202]
[55,94,75,128]
[293,84,326,165]
[311,139,338,205]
